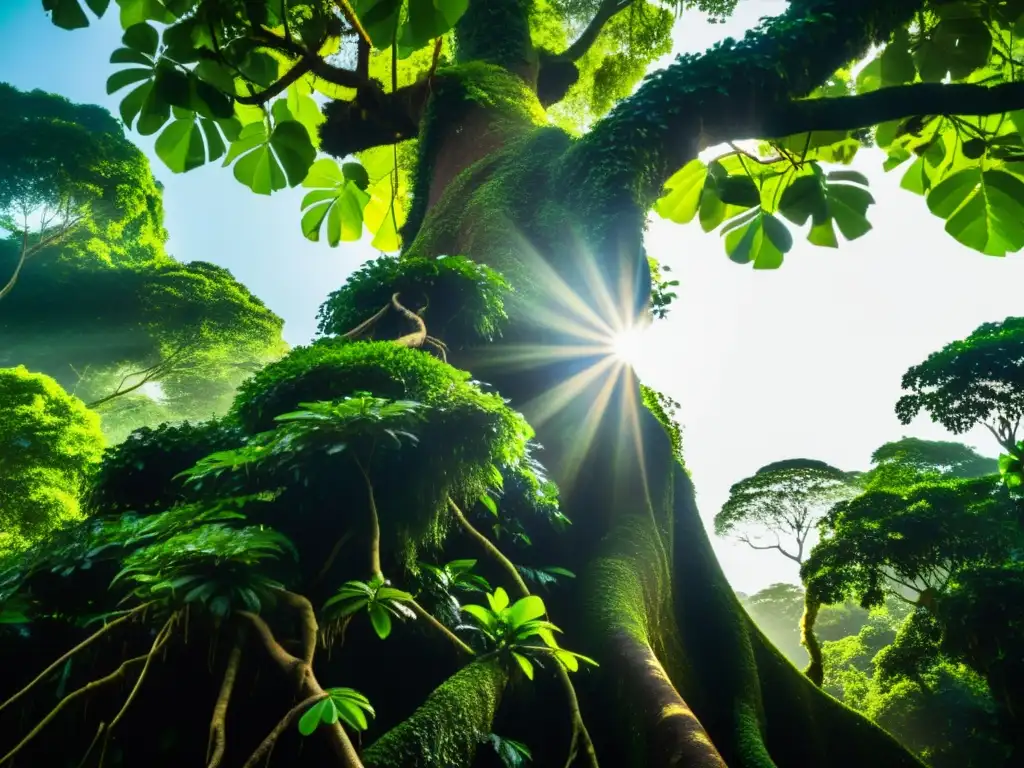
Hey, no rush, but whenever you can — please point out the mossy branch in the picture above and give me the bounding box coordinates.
[573,0,926,205]
[206,639,243,768]
[800,596,823,687]
[447,497,599,768]
[0,601,152,718]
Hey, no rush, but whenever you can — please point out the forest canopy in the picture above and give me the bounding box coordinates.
[0,83,287,440]
[6,1,1024,768]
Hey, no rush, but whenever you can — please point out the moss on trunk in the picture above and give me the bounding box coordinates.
[362,660,508,768]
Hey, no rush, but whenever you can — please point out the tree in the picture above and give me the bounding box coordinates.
[0,366,105,551]
[0,81,166,298]
[0,85,288,441]
[861,437,998,491]
[716,458,855,564]
[13,0,1024,765]
[897,318,1024,454]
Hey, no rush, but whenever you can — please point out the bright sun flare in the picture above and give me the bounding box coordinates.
[611,326,650,369]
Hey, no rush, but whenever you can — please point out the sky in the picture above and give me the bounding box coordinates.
[3,0,1023,594]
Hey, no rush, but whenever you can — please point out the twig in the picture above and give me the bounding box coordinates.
[99,615,177,765]
[447,498,530,598]
[206,640,243,768]
[0,602,152,718]
[311,531,355,587]
[241,694,327,768]
[342,302,390,340]
[0,656,148,766]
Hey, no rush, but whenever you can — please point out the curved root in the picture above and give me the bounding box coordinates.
[206,640,243,768]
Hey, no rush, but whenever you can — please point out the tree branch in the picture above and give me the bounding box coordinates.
[241,694,328,768]
[572,0,928,205]
[755,81,1024,142]
[206,640,243,768]
[563,0,634,61]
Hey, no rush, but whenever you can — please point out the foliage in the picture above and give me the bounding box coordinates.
[897,317,1024,451]
[298,688,376,736]
[802,477,1019,609]
[646,255,679,320]
[459,587,596,679]
[488,733,532,767]
[716,458,855,563]
[0,82,166,267]
[640,385,684,463]
[862,437,998,491]
[0,366,104,544]
[316,254,512,348]
[323,575,416,639]
[88,417,246,514]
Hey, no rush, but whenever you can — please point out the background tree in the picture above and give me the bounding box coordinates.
[897,317,1024,455]
[0,366,104,552]
[860,437,998,491]
[0,84,288,441]
[13,0,1024,765]
[715,458,856,564]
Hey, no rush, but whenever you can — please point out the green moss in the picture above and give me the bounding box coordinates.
[231,340,534,560]
[455,0,535,70]
[403,63,550,245]
[363,660,508,768]
[641,385,684,467]
[316,254,512,349]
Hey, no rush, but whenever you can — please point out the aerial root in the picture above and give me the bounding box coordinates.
[98,613,178,767]
[340,293,448,359]
[390,293,427,349]
[241,693,329,768]
[239,606,364,768]
[800,596,823,687]
[342,302,390,340]
[0,601,153,718]
[206,640,243,768]
[407,598,474,656]
[446,497,600,768]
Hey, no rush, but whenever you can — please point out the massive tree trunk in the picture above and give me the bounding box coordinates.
[324,1,928,765]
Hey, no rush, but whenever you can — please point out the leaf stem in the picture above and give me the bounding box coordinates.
[407,598,474,656]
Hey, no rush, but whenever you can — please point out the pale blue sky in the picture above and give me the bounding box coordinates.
[3,1,1022,593]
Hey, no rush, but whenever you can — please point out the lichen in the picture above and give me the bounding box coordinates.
[362,660,508,768]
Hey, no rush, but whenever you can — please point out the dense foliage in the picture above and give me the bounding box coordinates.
[13,0,1024,766]
[0,366,104,551]
[0,84,287,441]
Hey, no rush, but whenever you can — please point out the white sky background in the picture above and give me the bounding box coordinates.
[637,1,1024,593]
[3,0,1023,595]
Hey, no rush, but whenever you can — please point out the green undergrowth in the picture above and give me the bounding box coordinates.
[362,660,508,768]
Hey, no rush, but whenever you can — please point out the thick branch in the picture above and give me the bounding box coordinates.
[573,0,927,204]
[755,81,1024,142]
[319,82,427,159]
[563,0,633,61]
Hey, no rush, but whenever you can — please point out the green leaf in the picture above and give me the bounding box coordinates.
[351,0,402,49]
[716,175,761,208]
[880,28,916,85]
[42,0,91,29]
[461,603,498,632]
[122,22,158,55]
[107,68,153,95]
[300,159,371,244]
[654,159,708,224]
[342,162,371,191]
[110,47,154,66]
[116,0,175,26]
[926,168,1024,256]
[511,652,534,680]
[487,588,510,614]
[962,138,987,159]
[333,698,369,730]
[399,0,469,52]
[368,603,392,639]
[136,84,170,135]
[154,117,206,172]
[193,79,234,120]
[479,492,498,517]
[298,699,330,736]
[239,51,280,87]
[543,567,575,579]
[724,211,792,268]
[506,595,546,626]
[195,60,237,95]
[225,120,315,195]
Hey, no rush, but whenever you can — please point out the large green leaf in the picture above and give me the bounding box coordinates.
[352,0,468,52]
[300,159,372,246]
[880,27,916,85]
[115,0,175,27]
[122,21,158,55]
[298,699,330,736]
[778,165,874,247]
[224,119,316,195]
[723,210,792,269]
[654,158,708,224]
[155,117,205,172]
[914,17,993,81]
[42,0,108,29]
[926,167,1024,256]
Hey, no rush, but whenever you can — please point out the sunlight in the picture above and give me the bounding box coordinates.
[611,325,650,370]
